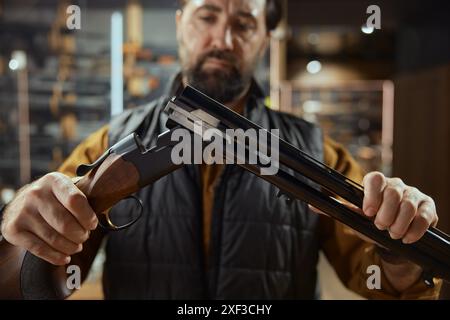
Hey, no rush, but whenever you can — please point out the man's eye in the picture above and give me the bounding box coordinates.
[237,23,250,30]
[235,21,256,33]
[199,16,216,24]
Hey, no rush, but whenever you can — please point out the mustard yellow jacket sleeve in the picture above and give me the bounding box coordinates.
[57,125,109,177]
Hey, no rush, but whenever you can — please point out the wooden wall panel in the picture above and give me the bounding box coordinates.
[393,64,450,299]
[394,64,450,232]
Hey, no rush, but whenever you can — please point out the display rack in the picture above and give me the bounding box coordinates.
[276,80,394,175]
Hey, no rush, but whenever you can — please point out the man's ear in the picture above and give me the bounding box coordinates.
[175,9,183,39]
[258,36,270,59]
[176,9,183,26]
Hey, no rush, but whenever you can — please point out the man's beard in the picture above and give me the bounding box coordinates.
[183,50,253,104]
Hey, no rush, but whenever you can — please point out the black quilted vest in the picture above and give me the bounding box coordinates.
[102,76,324,299]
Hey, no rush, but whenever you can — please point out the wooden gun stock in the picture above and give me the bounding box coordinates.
[0,130,182,299]
[0,152,139,299]
[76,154,140,213]
[75,153,141,230]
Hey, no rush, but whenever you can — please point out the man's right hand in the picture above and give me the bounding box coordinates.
[0,172,98,266]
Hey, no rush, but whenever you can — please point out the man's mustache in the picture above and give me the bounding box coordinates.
[198,50,239,70]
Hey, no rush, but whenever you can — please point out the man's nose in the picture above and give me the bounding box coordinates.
[211,25,234,51]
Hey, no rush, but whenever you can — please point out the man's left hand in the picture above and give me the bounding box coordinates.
[362,171,438,244]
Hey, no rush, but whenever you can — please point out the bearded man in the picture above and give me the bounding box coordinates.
[0,0,442,299]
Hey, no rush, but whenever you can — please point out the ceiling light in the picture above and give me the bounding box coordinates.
[361,25,374,34]
[306,60,322,74]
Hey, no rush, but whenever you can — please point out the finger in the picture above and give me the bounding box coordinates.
[309,199,375,245]
[17,231,71,266]
[48,173,98,230]
[374,179,405,230]
[337,198,363,214]
[22,212,82,256]
[388,188,420,239]
[38,191,89,244]
[362,172,387,217]
[308,197,363,217]
[402,201,436,244]
[425,197,439,227]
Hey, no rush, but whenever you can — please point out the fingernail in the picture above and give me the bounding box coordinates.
[375,223,387,230]
[90,219,98,230]
[389,231,401,240]
[402,238,412,244]
[64,256,71,264]
[76,244,83,253]
[365,208,376,217]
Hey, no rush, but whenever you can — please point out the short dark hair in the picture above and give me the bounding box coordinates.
[178,0,282,32]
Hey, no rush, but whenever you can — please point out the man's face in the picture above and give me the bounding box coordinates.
[176,0,269,104]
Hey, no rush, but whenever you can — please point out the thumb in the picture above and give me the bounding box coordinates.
[308,197,363,216]
[308,198,377,244]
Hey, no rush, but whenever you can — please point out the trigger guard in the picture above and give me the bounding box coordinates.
[98,195,144,231]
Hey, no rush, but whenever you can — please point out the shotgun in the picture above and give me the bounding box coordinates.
[164,86,450,286]
[1,85,449,299]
